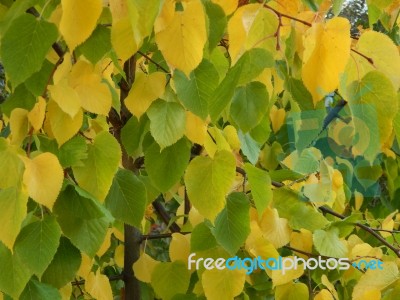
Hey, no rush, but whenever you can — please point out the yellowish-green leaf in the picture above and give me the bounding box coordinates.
[155,0,207,76]
[202,268,246,300]
[21,152,63,210]
[169,233,191,265]
[60,0,103,50]
[85,270,113,300]
[9,108,29,146]
[111,18,138,63]
[0,138,25,189]
[133,252,160,283]
[185,111,207,145]
[314,289,334,300]
[276,282,309,300]
[259,207,291,248]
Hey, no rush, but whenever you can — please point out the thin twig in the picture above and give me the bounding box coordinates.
[141,231,191,242]
[137,51,170,74]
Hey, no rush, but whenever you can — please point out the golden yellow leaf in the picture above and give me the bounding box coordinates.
[290,229,313,260]
[53,53,72,84]
[302,17,351,105]
[124,72,166,118]
[169,233,191,266]
[223,125,240,151]
[271,256,304,286]
[245,221,279,259]
[9,108,29,146]
[211,0,237,15]
[109,0,128,22]
[114,245,124,268]
[314,289,334,300]
[259,207,291,248]
[270,105,286,133]
[111,18,138,63]
[21,152,63,210]
[59,283,72,300]
[85,270,113,300]
[155,0,206,75]
[361,289,381,300]
[27,97,46,132]
[77,253,94,279]
[202,268,246,300]
[185,111,207,145]
[132,253,160,283]
[59,0,103,50]
[321,275,339,300]
[96,228,112,257]
[48,79,81,118]
[47,101,83,146]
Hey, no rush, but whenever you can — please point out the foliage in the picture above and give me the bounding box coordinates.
[0,0,399,299]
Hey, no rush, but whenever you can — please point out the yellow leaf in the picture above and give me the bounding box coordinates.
[60,0,103,50]
[124,72,166,118]
[27,97,46,132]
[290,229,313,260]
[169,233,191,266]
[21,152,63,210]
[321,274,339,300]
[203,127,231,158]
[259,207,291,248]
[271,256,304,286]
[85,270,113,300]
[223,125,241,151]
[69,60,112,115]
[361,289,381,300]
[202,268,246,300]
[381,211,397,238]
[112,226,124,242]
[114,245,124,268]
[155,0,207,75]
[245,221,280,259]
[77,253,94,279]
[47,101,83,146]
[270,105,286,133]
[111,18,138,63]
[211,0,237,15]
[314,289,334,300]
[109,0,128,22]
[185,111,207,145]
[53,53,72,84]
[48,79,81,118]
[59,283,72,300]
[96,228,112,257]
[9,108,29,146]
[302,17,351,105]
[132,253,160,283]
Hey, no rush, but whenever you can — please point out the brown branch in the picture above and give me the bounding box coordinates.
[152,196,181,233]
[262,3,312,27]
[235,166,283,188]
[137,51,170,74]
[184,189,190,225]
[350,48,374,65]
[141,231,191,242]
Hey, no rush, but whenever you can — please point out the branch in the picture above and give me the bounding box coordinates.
[263,3,312,27]
[152,196,181,233]
[137,51,170,74]
[141,231,191,242]
[72,274,123,286]
[235,166,283,188]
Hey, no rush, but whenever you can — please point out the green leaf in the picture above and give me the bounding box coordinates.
[174,59,219,120]
[332,0,346,15]
[0,241,31,299]
[145,138,191,192]
[285,78,314,111]
[212,193,250,255]
[0,138,24,188]
[354,159,382,190]
[72,131,121,202]
[0,14,58,87]
[76,25,111,64]
[230,81,269,132]
[147,100,186,149]
[276,282,309,300]
[105,169,147,227]
[204,1,227,51]
[25,59,54,96]
[273,188,329,231]
[185,150,236,221]
[54,186,108,257]
[151,261,190,300]
[121,116,148,156]
[313,227,347,258]
[14,216,61,277]
[20,278,61,300]
[41,237,82,289]
[238,130,261,165]
[58,136,88,168]
[1,84,36,116]
[191,222,217,252]
[244,163,272,217]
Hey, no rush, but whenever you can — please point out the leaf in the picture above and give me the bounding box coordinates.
[238,130,261,165]
[0,14,58,87]
[211,0,237,15]
[271,263,305,286]
[59,0,103,50]
[202,268,246,300]
[191,222,218,252]
[174,60,219,120]
[169,233,191,264]
[155,0,207,75]
[147,100,186,149]
[105,169,147,227]
[9,108,29,146]
[185,150,236,221]
[133,253,160,283]
[20,279,61,300]
[27,97,46,132]
[72,131,121,202]
[0,241,31,299]
[41,237,82,289]
[54,186,109,257]
[111,18,138,63]
[0,187,28,250]
[204,1,227,51]
[21,152,64,210]
[313,228,347,258]
[212,193,250,254]
[145,139,191,192]
[47,101,83,146]
[121,116,149,156]
[230,82,269,132]
[124,72,167,118]
[276,282,309,300]
[185,111,208,145]
[76,25,111,64]
[259,207,291,248]
[48,79,81,118]
[151,261,191,300]
[14,216,61,277]
[58,136,88,168]
[302,17,351,104]
[0,138,25,189]
[85,270,113,300]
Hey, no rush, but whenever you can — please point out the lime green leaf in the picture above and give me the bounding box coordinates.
[212,193,250,254]
[151,261,190,300]
[145,139,191,192]
[313,227,347,258]
[174,60,219,120]
[41,237,82,289]
[191,222,218,252]
[76,26,111,64]
[72,131,121,202]
[276,282,309,300]
[0,138,24,189]
[230,81,269,132]
[105,169,147,227]
[244,163,272,217]
[185,150,236,221]
[0,14,58,87]
[54,186,108,257]
[147,100,186,149]
[14,216,61,277]
[20,279,61,300]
